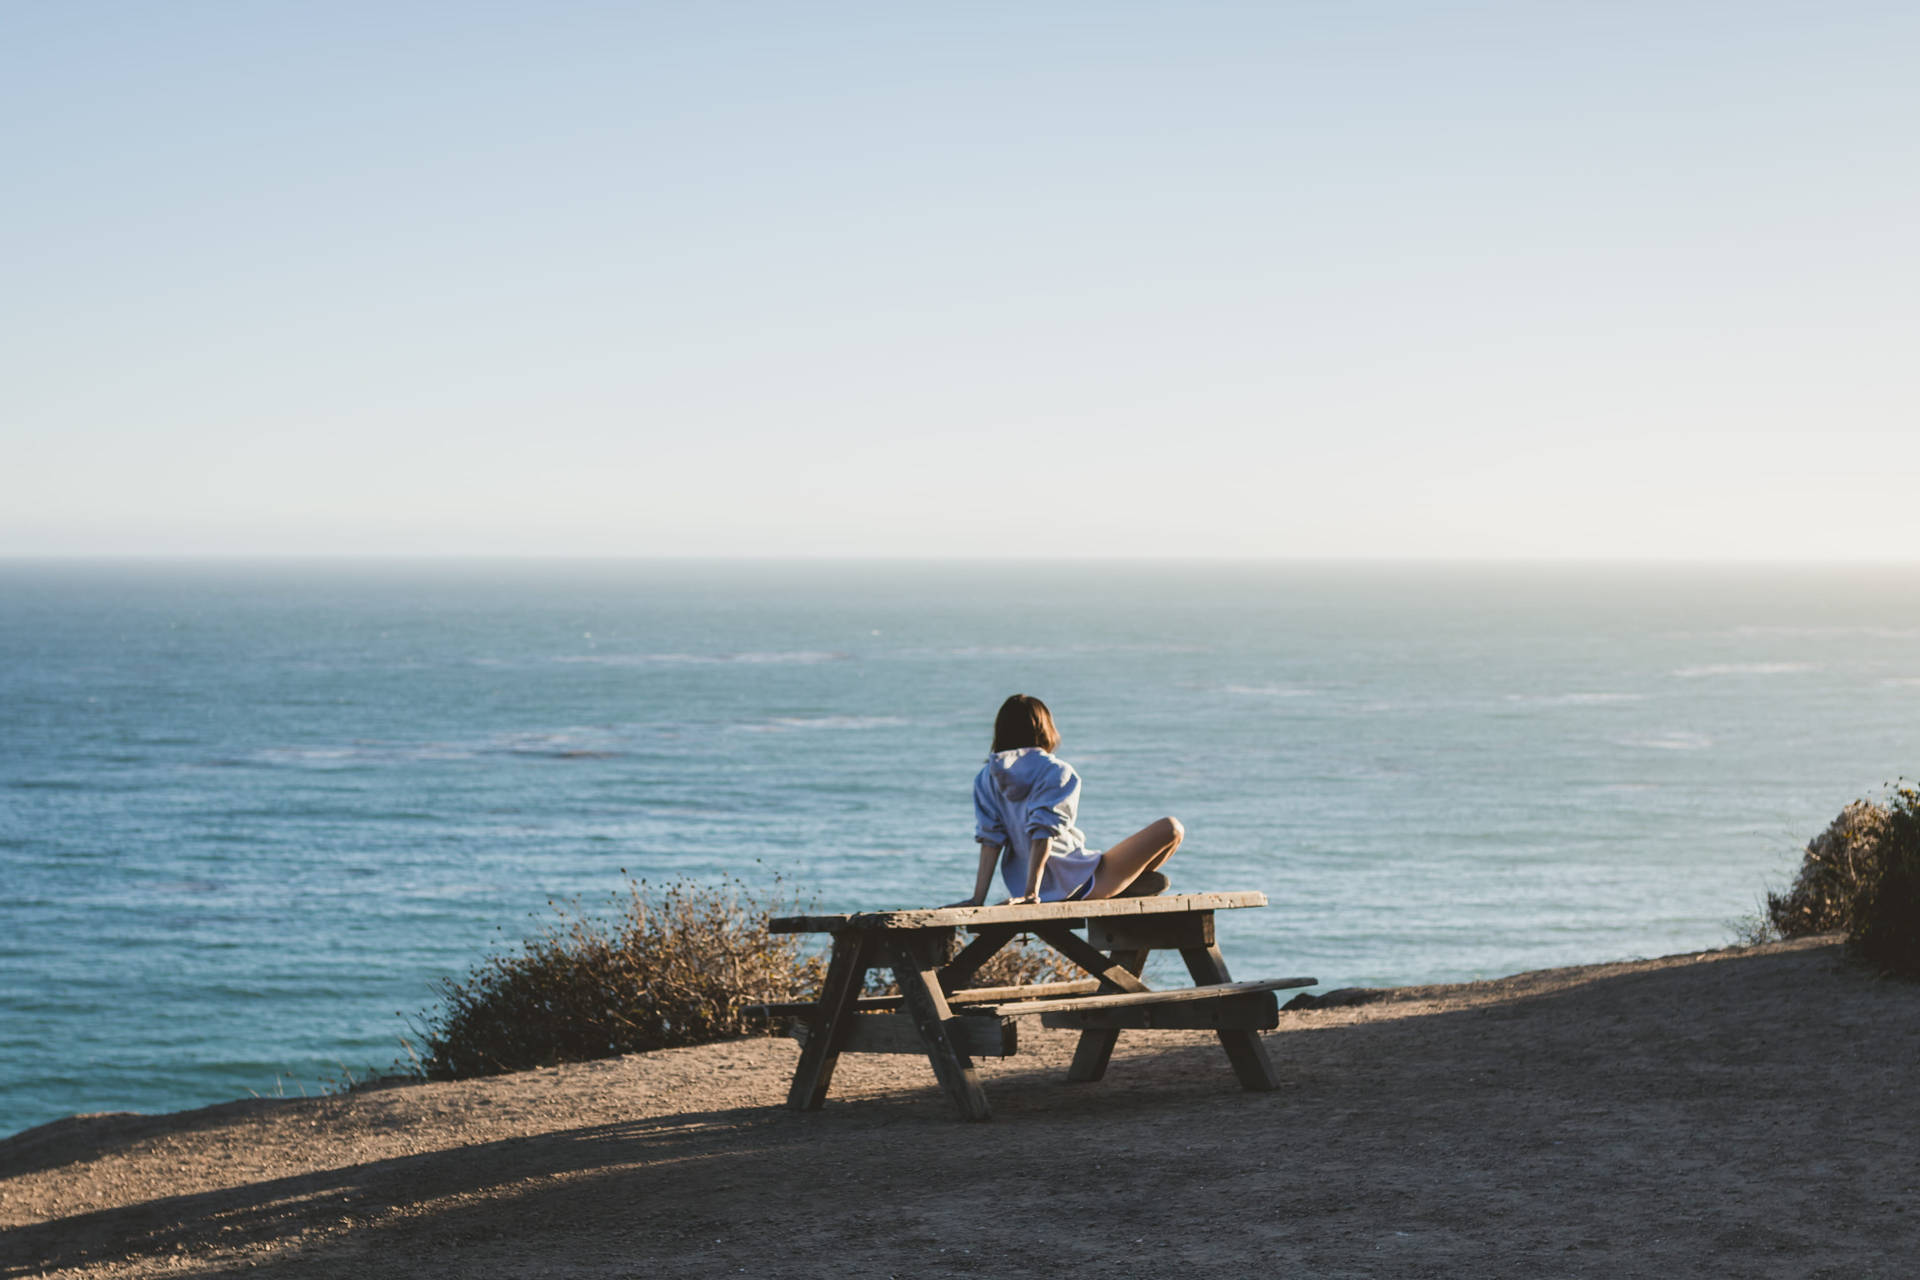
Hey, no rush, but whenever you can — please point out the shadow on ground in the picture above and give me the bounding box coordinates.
[5,941,1916,1279]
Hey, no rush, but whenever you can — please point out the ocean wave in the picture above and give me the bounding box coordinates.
[251,747,378,768]
[553,651,850,666]
[251,744,478,768]
[242,729,628,768]
[935,643,1207,659]
[1504,692,1646,706]
[1222,684,1316,698]
[737,715,909,733]
[477,728,628,759]
[493,745,623,760]
[1619,731,1713,751]
[1671,662,1817,678]
[941,645,1058,658]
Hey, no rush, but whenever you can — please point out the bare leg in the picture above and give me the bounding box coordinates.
[1087,816,1184,899]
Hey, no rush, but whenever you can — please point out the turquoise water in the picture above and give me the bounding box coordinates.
[4,560,1917,1137]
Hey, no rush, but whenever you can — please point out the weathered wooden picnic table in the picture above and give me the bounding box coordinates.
[759,892,1315,1121]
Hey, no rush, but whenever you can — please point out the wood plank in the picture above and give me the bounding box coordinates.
[888,935,994,1122]
[784,931,875,1111]
[947,979,1102,1006]
[1066,948,1145,1084]
[993,976,1316,1016]
[769,891,1268,934]
[1031,923,1153,994]
[1086,912,1214,951]
[1040,991,1279,1031]
[790,1012,1017,1057]
[1183,944,1282,1092]
[749,979,1102,1019]
[937,925,1017,993]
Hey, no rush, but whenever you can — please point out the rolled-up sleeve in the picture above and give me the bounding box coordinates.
[973,767,1007,846]
[1024,762,1080,842]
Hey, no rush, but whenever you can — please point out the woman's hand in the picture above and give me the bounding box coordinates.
[941,895,985,909]
[996,894,1039,906]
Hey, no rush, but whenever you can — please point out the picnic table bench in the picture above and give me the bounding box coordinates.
[758,891,1315,1121]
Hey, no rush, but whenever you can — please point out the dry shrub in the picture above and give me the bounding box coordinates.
[1767,800,1890,937]
[964,932,1080,988]
[413,880,1085,1081]
[415,875,824,1080]
[1850,786,1920,978]
[864,929,1079,997]
[1768,786,1920,978]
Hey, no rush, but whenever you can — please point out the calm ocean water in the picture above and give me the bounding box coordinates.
[4,560,1917,1136]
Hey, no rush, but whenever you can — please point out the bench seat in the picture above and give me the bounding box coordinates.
[772,976,1320,1054]
[992,976,1316,1031]
[747,979,1101,1020]
[981,976,1316,1017]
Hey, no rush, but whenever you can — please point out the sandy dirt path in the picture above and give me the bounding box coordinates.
[4,935,1916,1278]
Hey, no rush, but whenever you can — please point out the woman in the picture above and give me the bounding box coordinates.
[952,693,1184,906]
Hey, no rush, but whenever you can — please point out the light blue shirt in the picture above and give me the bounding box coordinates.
[972,748,1104,902]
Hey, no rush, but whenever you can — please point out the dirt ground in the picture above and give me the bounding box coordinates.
[4,934,1916,1278]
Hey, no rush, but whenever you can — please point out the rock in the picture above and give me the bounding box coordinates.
[1284,987,1385,1011]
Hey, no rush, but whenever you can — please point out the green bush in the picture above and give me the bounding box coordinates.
[1768,786,1920,978]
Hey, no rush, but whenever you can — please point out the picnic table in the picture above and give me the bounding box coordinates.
[759,891,1315,1121]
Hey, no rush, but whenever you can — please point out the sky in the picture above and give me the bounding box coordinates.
[3,2,1916,559]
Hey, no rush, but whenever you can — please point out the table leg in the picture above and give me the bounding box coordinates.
[1181,944,1280,1091]
[786,930,875,1111]
[1065,948,1148,1083]
[890,933,993,1122]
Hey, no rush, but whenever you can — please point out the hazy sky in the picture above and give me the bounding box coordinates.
[5,2,1916,558]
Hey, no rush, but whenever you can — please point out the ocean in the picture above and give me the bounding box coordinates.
[3,560,1916,1137]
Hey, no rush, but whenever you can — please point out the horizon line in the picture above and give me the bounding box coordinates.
[4,552,1920,568]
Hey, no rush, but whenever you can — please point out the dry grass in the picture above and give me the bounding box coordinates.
[412,878,1078,1080]
[862,927,1079,997]
[1767,800,1891,937]
[413,875,825,1079]
[1850,785,1920,977]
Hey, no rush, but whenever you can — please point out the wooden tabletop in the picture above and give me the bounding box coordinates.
[769,890,1267,934]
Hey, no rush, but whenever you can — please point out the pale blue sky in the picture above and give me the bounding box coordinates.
[4,2,1916,557]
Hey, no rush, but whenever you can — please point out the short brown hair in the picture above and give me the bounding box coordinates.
[992,694,1059,754]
